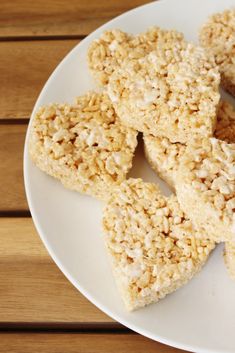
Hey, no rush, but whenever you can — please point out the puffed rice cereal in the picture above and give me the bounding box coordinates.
[87,27,182,86]
[200,9,235,97]
[176,137,235,242]
[144,136,185,190]
[103,178,215,310]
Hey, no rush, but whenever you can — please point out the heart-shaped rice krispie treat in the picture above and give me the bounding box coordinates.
[144,100,235,190]
[87,27,183,86]
[103,178,215,311]
[176,137,235,243]
[107,28,220,144]
[29,92,138,201]
[200,9,235,97]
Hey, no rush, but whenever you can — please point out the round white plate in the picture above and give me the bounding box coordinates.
[24,0,235,352]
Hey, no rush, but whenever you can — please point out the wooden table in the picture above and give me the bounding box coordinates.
[0,1,189,352]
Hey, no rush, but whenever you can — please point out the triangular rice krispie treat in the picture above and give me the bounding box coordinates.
[176,137,235,243]
[87,27,184,86]
[103,178,215,311]
[200,9,235,97]
[29,93,138,201]
[107,28,220,144]
[144,100,235,190]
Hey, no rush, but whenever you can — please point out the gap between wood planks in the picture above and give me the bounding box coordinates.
[0,119,30,125]
[0,322,128,333]
[0,333,184,353]
[0,211,31,217]
[0,35,86,42]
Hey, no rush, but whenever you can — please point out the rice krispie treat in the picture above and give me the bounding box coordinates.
[103,178,215,311]
[144,136,185,190]
[29,93,138,200]
[88,29,132,86]
[176,138,235,243]
[107,29,220,144]
[87,27,184,86]
[224,242,235,280]
[200,9,235,96]
[144,100,235,190]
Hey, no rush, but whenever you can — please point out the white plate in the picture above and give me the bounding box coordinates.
[24,0,235,352]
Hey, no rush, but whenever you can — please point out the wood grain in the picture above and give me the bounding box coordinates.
[0,217,113,323]
[0,40,77,119]
[0,0,151,38]
[0,124,28,211]
[0,333,186,353]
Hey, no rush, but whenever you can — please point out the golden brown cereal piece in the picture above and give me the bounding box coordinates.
[200,9,235,97]
[103,178,215,311]
[107,29,220,144]
[176,138,235,243]
[29,93,138,201]
[144,100,235,190]
[215,100,235,143]
[87,27,181,86]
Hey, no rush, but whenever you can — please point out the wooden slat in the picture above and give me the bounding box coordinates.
[0,0,151,38]
[0,333,187,353]
[0,40,77,119]
[0,124,28,211]
[0,217,113,323]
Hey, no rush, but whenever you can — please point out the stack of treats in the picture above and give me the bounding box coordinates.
[29,8,235,311]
